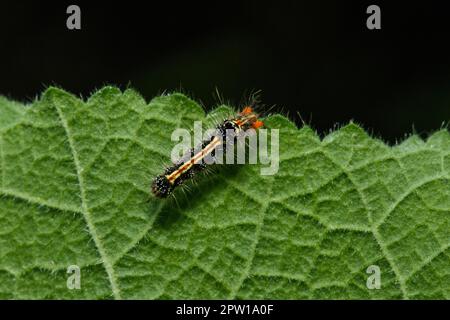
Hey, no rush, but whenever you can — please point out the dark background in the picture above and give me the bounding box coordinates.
[1,1,449,143]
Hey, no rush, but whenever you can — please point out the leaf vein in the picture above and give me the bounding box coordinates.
[53,103,122,299]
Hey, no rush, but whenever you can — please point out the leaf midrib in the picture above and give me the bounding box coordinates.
[53,103,122,299]
[47,94,189,299]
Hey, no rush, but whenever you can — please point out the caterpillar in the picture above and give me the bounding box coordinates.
[151,106,264,198]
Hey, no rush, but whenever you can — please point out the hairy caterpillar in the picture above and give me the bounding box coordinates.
[151,106,264,198]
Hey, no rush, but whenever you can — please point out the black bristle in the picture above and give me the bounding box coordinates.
[151,175,173,198]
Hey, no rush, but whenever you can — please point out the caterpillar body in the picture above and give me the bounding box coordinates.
[151,106,264,198]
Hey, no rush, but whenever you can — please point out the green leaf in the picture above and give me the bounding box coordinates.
[0,87,449,299]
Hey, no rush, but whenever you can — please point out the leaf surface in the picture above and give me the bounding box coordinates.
[0,88,449,299]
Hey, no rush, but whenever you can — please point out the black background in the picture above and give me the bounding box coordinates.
[1,1,449,143]
[0,300,442,318]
